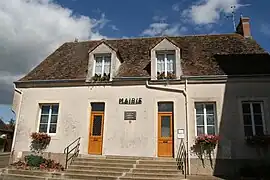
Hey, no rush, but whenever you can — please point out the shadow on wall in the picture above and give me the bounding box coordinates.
[213,54,270,178]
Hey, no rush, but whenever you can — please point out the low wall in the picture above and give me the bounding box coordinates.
[11,151,67,167]
[0,153,10,168]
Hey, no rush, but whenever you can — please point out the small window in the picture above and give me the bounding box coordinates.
[195,102,216,135]
[241,101,265,136]
[91,103,105,112]
[156,51,176,78]
[94,54,111,76]
[158,102,173,112]
[39,104,59,134]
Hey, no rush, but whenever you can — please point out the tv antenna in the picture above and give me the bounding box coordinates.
[226,5,237,31]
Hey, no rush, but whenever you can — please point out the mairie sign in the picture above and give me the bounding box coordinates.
[119,98,142,105]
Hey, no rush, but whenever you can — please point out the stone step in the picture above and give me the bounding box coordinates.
[4,169,62,178]
[120,177,181,180]
[132,168,180,174]
[125,172,181,179]
[72,161,134,168]
[0,173,46,180]
[74,157,136,164]
[63,172,118,180]
[66,169,123,176]
[138,160,177,165]
[68,164,130,172]
[135,164,177,170]
[104,155,168,160]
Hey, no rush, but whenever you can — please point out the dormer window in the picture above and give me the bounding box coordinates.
[92,54,111,81]
[156,51,176,79]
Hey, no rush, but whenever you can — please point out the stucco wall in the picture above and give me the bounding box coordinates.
[13,80,270,166]
[13,84,186,158]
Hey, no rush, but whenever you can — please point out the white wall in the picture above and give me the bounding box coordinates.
[13,84,186,158]
[13,80,270,160]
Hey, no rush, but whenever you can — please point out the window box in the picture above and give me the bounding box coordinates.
[91,73,110,82]
[245,135,270,147]
[157,72,176,80]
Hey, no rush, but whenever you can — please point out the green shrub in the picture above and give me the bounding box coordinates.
[24,154,45,167]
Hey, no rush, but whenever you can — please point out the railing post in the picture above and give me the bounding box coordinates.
[65,146,69,169]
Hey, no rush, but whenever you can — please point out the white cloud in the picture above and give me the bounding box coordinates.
[142,23,188,36]
[261,24,270,37]
[0,0,108,104]
[182,0,249,24]
[152,15,167,22]
[172,4,180,12]
[110,25,119,31]
[172,0,188,12]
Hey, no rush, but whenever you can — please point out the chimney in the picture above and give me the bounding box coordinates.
[236,16,251,38]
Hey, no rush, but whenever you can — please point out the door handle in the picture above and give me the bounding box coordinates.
[93,139,98,141]
[163,140,168,143]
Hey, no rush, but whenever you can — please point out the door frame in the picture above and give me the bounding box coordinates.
[157,112,174,157]
[88,111,104,154]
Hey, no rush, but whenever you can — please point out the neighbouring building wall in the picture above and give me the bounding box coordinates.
[187,80,270,176]
[12,80,270,176]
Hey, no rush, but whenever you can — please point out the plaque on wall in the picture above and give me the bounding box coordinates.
[124,111,136,120]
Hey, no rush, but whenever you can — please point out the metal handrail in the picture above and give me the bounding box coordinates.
[176,138,187,179]
[64,137,81,169]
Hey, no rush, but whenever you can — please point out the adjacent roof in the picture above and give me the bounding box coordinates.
[0,119,13,133]
[18,33,270,82]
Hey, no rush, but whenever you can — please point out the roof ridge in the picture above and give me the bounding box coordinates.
[65,33,240,44]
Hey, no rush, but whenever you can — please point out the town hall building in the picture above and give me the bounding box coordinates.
[11,17,270,175]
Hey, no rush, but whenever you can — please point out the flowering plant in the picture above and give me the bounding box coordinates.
[91,73,110,82]
[30,132,51,154]
[195,134,219,152]
[245,135,270,147]
[157,72,176,80]
[191,134,219,167]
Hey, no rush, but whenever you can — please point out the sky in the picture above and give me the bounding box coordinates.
[0,0,269,122]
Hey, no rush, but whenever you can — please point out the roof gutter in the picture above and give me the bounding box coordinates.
[14,78,86,84]
[181,74,270,80]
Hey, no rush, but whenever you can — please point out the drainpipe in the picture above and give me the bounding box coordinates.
[10,84,23,163]
[145,80,190,174]
[184,78,190,175]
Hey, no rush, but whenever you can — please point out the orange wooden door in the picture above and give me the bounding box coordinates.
[158,113,173,157]
[88,112,104,154]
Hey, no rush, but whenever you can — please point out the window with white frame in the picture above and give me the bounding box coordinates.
[195,103,216,135]
[39,104,59,134]
[94,54,111,76]
[241,101,265,136]
[156,51,176,77]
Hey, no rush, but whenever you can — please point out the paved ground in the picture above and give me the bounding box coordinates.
[184,175,229,180]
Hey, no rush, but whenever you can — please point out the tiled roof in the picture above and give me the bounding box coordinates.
[0,119,12,132]
[19,34,269,81]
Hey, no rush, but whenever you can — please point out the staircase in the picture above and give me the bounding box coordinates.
[67,155,184,180]
[0,155,185,180]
